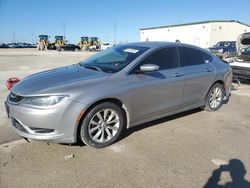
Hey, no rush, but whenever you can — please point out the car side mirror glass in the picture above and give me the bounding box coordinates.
[139,64,159,73]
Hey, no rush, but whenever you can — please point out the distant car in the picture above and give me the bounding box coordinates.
[5,42,232,148]
[100,42,112,51]
[58,44,81,51]
[7,43,22,48]
[17,43,35,48]
[209,41,237,58]
[0,43,8,48]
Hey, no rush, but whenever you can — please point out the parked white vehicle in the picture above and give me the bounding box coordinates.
[100,42,112,51]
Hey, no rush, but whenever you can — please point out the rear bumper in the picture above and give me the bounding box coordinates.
[224,68,233,98]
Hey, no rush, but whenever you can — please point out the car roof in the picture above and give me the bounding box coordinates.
[125,42,176,48]
[217,41,236,43]
[123,42,208,52]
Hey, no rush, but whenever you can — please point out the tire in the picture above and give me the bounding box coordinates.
[75,48,79,52]
[204,83,225,111]
[79,102,125,148]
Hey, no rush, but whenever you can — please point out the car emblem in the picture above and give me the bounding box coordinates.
[10,93,17,98]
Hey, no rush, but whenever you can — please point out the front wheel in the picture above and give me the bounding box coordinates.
[79,102,125,148]
[204,83,225,111]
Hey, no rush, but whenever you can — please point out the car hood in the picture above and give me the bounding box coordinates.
[12,64,110,96]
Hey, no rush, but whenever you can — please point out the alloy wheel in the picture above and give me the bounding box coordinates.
[88,109,120,143]
[209,86,223,109]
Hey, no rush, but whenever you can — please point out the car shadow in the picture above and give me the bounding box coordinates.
[204,159,250,188]
[119,107,202,142]
[66,108,203,147]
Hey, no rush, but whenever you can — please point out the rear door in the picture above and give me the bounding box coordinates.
[178,47,215,107]
[130,47,185,122]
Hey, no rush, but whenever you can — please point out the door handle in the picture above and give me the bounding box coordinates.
[206,68,213,72]
[173,72,184,77]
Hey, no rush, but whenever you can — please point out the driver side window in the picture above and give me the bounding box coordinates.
[134,47,179,71]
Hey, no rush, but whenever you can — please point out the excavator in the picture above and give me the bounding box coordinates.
[37,35,49,50]
[79,36,89,50]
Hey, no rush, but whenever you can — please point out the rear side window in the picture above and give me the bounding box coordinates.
[179,47,211,66]
[203,52,213,63]
[138,47,179,70]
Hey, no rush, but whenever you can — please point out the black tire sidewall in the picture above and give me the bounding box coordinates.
[205,83,225,111]
[80,102,125,148]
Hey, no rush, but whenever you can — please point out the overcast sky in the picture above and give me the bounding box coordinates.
[0,0,250,44]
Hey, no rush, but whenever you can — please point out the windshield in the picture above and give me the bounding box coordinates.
[241,47,250,56]
[79,45,149,73]
[81,37,88,41]
[216,42,235,47]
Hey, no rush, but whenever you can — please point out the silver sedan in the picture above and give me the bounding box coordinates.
[5,42,232,148]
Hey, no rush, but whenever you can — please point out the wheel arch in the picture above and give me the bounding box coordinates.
[76,97,130,142]
[206,79,225,97]
[213,80,225,87]
[201,79,225,106]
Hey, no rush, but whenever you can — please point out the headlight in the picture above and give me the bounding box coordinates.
[218,49,223,53]
[21,96,67,108]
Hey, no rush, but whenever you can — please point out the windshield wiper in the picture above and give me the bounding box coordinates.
[81,65,103,72]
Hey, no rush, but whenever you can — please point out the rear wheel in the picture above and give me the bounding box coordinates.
[204,83,225,111]
[79,102,125,148]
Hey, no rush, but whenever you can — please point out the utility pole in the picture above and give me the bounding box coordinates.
[31,30,34,44]
[63,22,66,40]
[114,22,117,44]
[13,32,16,43]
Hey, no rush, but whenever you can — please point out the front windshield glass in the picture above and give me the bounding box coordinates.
[79,45,149,73]
[241,47,250,56]
[216,42,235,47]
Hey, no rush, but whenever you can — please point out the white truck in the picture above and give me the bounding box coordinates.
[230,32,250,80]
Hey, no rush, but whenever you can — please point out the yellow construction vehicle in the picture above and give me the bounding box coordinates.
[47,36,65,50]
[37,35,49,50]
[55,36,65,48]
[89,37,101,51]
[79,36,89,50]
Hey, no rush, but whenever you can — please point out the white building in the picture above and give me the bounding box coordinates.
[140,20,250,48]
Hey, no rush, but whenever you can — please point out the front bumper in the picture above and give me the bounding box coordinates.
[5,98,86,144]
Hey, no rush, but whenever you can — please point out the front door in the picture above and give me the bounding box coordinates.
[130,47,185,122]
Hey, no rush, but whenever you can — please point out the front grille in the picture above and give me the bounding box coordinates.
[11,118,28,133]
[8,92,25,104]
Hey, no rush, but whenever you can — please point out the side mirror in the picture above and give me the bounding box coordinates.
[139,64,159,73]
